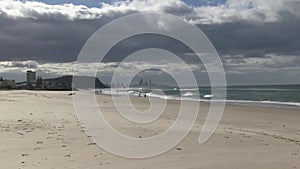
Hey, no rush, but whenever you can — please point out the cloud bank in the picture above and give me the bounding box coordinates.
[1,0,299,23]
[0,0,300,84]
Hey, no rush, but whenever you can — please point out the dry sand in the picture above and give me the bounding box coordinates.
[0,90,299,169]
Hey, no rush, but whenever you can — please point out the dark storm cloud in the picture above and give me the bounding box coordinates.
[103,14,300,69]
[0,13,104,63]
[199,16,300,58]
[1,9,299,67]
[0,4,139,63]
[0,0,300,71]
[0,12,200,64]
[102,34,200,64]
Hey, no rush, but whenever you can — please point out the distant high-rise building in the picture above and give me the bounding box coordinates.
[27,70,36,85]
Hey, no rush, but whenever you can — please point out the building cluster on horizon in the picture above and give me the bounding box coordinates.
[109,78,172,89]
[0,70,38,89]
[26,70,36,87]
[129,78,170,88]
[0,70,107,90]
[111,79,162,88]
[0,70,69,90]
[22,70,73,90]
[0,76,16,89]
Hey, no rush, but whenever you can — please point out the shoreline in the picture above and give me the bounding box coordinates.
[98,92,300,110]
[2,89,300,110]
[99,88,300,110]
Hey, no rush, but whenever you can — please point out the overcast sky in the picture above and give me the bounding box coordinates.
[0,0,300,85]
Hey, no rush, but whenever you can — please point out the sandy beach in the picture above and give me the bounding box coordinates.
[0,90,299,169]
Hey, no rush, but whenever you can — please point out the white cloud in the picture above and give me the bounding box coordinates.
[223,54,300,72]
[1,53,299,77]
[0,60,113,75]
[0,0,103,20]
[0,55,299,84]
[0,0,299,24]
[0,60,202,80]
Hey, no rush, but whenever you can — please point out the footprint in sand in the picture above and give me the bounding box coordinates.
[36,141,44,144]
[17,132,24,136]
[21,154,29,157]
[175,147,183,151]
[34,147,42,150]
[243,135,251,139]
[65,154,71,158]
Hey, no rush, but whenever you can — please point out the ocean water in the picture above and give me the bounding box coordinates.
[101,85,300,109]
